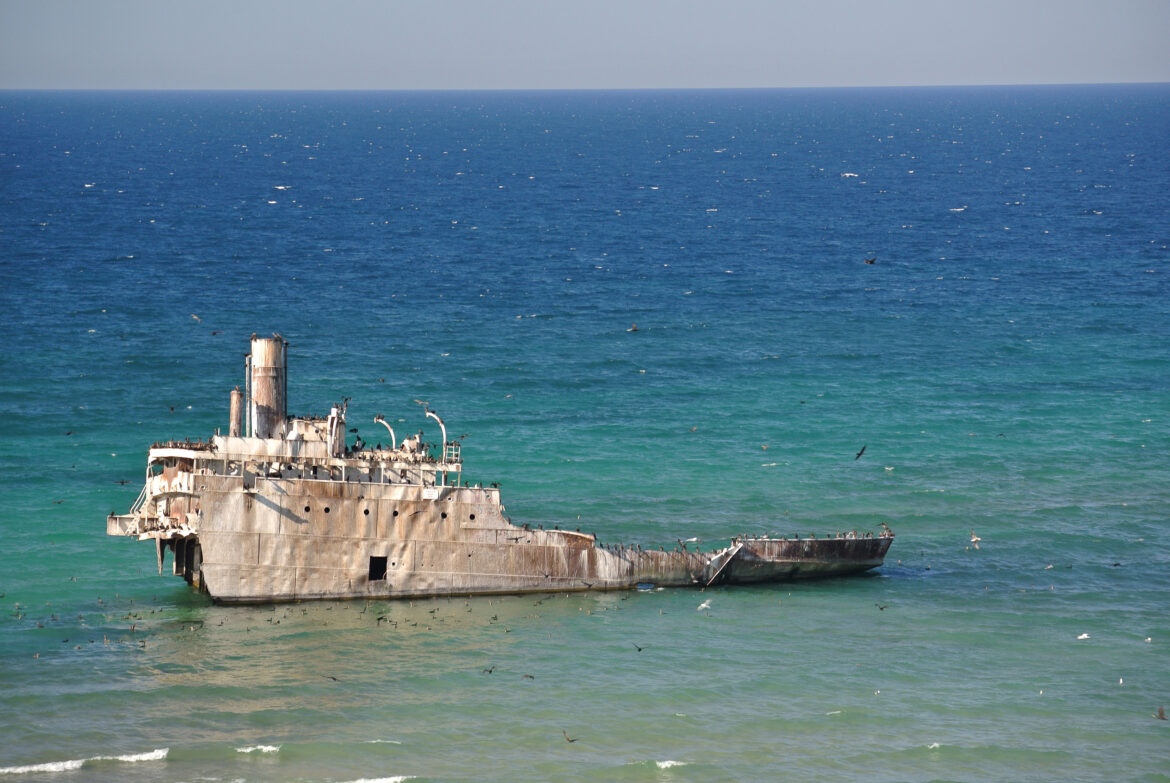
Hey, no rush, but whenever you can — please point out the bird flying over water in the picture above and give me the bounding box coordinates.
[855,445,866,460]
[563,730,579,743]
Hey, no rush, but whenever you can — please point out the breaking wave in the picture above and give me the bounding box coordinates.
[0,748,168,775]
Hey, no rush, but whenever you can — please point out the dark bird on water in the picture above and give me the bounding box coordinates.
[563,730,579,743]
[864,257,876,264]
[323,675,339,681]
[855,445,867,460]
[875,603,887,611]
[1157,706,1167,720]
[482,665,496,674]
[632,643,644,652]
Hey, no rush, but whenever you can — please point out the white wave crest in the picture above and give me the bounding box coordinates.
[338,778,415,783]
[656,760,688,768]
[0,748,167,775]
[236,744,281,753]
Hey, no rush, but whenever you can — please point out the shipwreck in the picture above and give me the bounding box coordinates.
[107,335,894,604]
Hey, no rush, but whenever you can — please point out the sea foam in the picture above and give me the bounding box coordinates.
[0,748,168,775]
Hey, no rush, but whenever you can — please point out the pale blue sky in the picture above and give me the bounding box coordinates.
[2,0,1168,90]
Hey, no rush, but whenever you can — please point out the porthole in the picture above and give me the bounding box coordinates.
[441,512,448,519]
[324,507,330,514]
[393,509,399,517]
[469,513,476,521]
[363,508,370,516]
[304,505,310,513]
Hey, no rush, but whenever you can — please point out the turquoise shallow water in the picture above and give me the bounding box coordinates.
[1,86,1168,781]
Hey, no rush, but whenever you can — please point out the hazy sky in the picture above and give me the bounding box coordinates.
[2,0,1168,90]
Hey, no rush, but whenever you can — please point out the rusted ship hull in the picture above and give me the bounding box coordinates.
[106,335,893,604]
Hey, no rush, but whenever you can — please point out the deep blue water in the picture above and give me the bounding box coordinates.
[1,86,1168,782]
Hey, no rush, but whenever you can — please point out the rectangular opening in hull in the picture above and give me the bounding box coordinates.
[369,556,388,581]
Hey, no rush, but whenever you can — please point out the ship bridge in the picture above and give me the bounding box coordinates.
[107,334,475,591]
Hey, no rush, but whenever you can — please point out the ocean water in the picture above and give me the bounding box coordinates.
[0,86,1168,782]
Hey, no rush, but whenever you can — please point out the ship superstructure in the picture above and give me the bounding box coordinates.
[107,335,893,603]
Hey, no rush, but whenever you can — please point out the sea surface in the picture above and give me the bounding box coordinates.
[0,86,1167,782]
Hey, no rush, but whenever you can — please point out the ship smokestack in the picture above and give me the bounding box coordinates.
[229,386,244,437]
[249,335,287,439]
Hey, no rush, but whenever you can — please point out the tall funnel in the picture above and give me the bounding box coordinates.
[249,335,287,439]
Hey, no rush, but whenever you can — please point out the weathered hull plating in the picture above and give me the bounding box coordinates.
[106,335,893,604]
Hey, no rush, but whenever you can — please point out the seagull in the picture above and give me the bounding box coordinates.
[1157,706,1167,720]
[1077,633,1091,640]
[697,599,711,611]
[855,445,866,460]
[970,530,981,549]
[864,257,876,265]
[563,730,579,743]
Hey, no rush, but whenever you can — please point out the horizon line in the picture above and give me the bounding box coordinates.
[2,80,1169,94]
